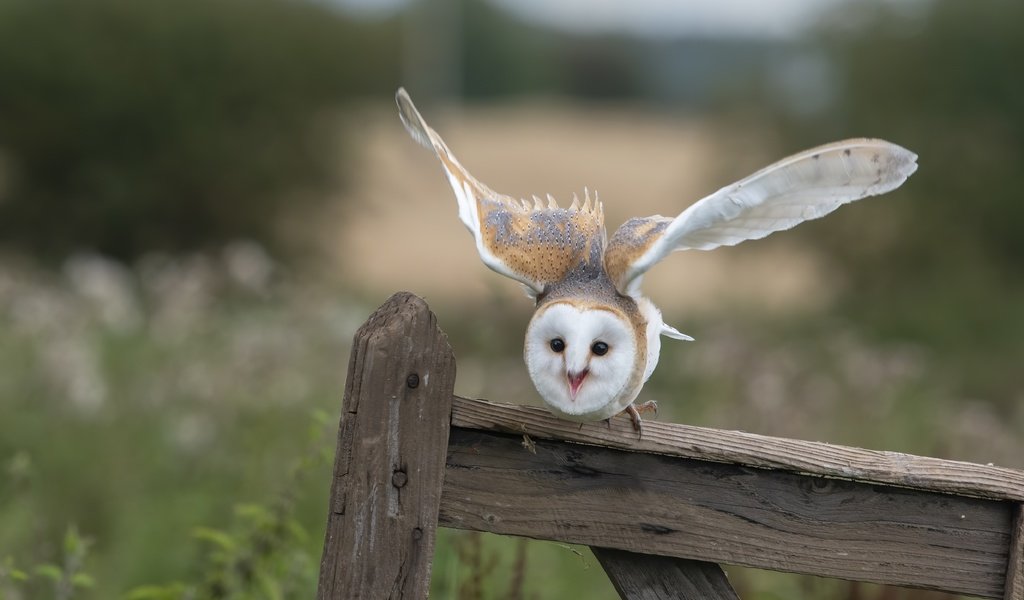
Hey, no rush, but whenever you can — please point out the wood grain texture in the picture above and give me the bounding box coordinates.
[317,292,456,600]
[440,428,1014,599]
[1007,503,1024,600]
[451,397,1024,502]
[593,548,739,600]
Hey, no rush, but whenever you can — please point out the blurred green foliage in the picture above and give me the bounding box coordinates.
[1,525,95,599]
[6,252,1010,598]
[1,0,1022,598]
[0,253,351,598]
[456,0,640,100]
[0,0,398,261]
[784,0,1024,293]
[765,0,1024,402]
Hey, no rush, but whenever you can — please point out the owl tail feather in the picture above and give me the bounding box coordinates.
[661,323,694,341]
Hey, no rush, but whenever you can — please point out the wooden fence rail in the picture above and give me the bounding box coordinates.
[318,292,1024,599]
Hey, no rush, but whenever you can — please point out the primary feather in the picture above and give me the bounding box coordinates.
[605,139,918,294]
[397,88,606,297]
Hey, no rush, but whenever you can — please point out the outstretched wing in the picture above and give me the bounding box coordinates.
[605,139,918,295]
[396,88,605,296]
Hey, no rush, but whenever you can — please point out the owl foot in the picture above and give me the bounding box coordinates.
[624,401,658,438]
[634,400,659,416]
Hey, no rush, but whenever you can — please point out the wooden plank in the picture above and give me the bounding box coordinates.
[1007,503,1024,600]
[593,548,739,600]
[317,292,456,599]
[439,428,1013,599]
[451,397,1024,502]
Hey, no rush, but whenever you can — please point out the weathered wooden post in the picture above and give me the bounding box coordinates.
[1008,504,1024,600]
[317,292,456,599]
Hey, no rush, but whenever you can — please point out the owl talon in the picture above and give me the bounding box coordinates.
[624,401,657,439]
[624,406,643,438]
[634,400,658,416]
[625,406,643,438]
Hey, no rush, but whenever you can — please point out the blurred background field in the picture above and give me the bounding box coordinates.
[0,0,1022,598]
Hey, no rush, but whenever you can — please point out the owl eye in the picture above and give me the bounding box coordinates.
[549,338,566,353]
[591,341,609,356]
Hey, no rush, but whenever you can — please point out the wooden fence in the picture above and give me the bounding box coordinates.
[317,292,1024,599]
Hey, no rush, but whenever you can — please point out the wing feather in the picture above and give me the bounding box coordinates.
[605,139,918,294]
[397,88,605,295]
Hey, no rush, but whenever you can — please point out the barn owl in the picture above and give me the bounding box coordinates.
[396,88,917,433]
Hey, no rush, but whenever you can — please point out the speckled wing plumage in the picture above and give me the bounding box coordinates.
[604,139,919,295]
[396,88,605,296]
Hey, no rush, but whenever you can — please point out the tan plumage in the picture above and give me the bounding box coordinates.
[397,90,605,297]
[396,88,918,431]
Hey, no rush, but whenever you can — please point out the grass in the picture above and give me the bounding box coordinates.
[0,251,1020,599]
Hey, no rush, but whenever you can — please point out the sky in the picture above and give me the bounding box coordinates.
[332,0,853,39]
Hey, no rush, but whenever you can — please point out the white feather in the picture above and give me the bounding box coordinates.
[620,139,918,291]
[660,323,694,341]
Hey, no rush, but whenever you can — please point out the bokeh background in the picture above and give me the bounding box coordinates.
[1,0,1022,597]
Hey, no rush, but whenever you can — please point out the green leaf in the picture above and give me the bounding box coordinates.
[191,527,236,551]
[285,519,308,543]
[64,524,84,556]
[34,564,63,582]
[309,408,331,428]
[234,503,271,525]
[71,572,96,588]
[9,568,29,581]
[307,411,333,442]
[254,570,283,600]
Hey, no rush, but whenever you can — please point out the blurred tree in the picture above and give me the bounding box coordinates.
[769,0,1024,400]
[448,0,638,101]
[0,0,398,261]
[801,0,1024,292]
[457,0,559,99]
[559,36,643,100]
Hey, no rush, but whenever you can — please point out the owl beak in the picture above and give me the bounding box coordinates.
[567,369,589,400]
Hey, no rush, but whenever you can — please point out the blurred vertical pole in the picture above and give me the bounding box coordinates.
[402,0,462,108]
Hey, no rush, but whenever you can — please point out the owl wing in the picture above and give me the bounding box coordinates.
[397,88,605,296]
[604,138,918,296]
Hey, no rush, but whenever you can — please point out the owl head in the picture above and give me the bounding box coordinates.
[524,301,642,421]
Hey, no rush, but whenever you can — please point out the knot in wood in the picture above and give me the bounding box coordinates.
[406,373,420,389]
[392,470,408,488]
